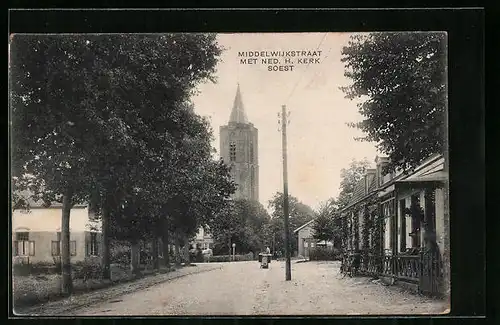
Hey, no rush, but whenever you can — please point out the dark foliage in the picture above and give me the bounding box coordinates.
[341,32,447,173]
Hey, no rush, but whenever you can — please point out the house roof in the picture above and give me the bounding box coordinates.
[12,189,87,209]
[342,172,377,211]
[341,154,446,212]
[12,190,101,232]
[399,170,448,183]
[12,207,101,232]
[396,156,447,184]
[293,218,315,234]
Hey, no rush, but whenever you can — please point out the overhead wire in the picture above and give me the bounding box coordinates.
[283,33,329,107]
[302,39,334,91]
[278,33,330,201]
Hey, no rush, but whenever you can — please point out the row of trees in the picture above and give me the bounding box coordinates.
[265,192,316,255]
[10,34,236,294]
[206,192,316,257]
[203,163,368,258]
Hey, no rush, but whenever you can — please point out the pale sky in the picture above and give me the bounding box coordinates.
[193,33,380,211]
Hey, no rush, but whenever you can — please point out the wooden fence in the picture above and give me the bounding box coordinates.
[353,249,443,297]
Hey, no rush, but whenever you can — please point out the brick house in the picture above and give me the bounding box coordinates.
[11,194,102,265]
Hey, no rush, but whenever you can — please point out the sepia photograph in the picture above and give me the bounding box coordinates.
[10,31,450,316]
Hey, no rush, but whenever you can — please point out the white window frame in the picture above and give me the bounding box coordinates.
[52,232,76,256]
[14,232,35,256]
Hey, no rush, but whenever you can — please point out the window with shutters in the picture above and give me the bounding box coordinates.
[52,232,76,256]
[14,232,35,256]
[229,141,236,161]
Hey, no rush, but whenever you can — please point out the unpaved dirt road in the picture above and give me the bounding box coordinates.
[71,260,448,316]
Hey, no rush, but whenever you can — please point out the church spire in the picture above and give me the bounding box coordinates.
[229,83,249,124]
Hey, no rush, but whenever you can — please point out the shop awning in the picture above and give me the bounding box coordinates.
[395,170,448,184]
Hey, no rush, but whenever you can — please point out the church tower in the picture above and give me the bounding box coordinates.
[220,84,259,202]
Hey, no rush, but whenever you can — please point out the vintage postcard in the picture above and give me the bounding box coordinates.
[10,32,449,316]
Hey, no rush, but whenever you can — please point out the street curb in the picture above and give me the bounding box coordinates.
[16,264,222,316]
[294,259,309,264]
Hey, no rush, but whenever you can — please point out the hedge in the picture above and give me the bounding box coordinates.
[204,252,254,263]
[309,247,342,261]
[13,262,61,276]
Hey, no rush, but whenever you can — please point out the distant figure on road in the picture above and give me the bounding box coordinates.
[266,246,270,254]
[202,248,213,256]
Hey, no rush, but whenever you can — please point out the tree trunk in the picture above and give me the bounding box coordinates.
[175,236,181,266]
[161,230,170,268]
[61,187,73,295]
[152,237,159,270]
[130,240,140,277]
[183,237,191,266]
[100,191,112,280]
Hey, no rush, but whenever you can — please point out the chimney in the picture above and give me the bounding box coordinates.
[375,156,390,186]
[365,169,377,194]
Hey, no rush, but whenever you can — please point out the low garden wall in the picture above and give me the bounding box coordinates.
[203,252,255,263]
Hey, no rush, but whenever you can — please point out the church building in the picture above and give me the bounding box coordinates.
[220,84,259,202]
[191,84,260,252]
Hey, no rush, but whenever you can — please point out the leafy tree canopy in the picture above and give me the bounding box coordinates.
[208,198,269,254]
[341,32,447,173]
[10,33,228,284]
[337,158,372,210]
[267,192,315,254]
[312,203,336,244]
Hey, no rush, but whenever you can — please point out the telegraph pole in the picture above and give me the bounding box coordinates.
[279,104,292,281]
